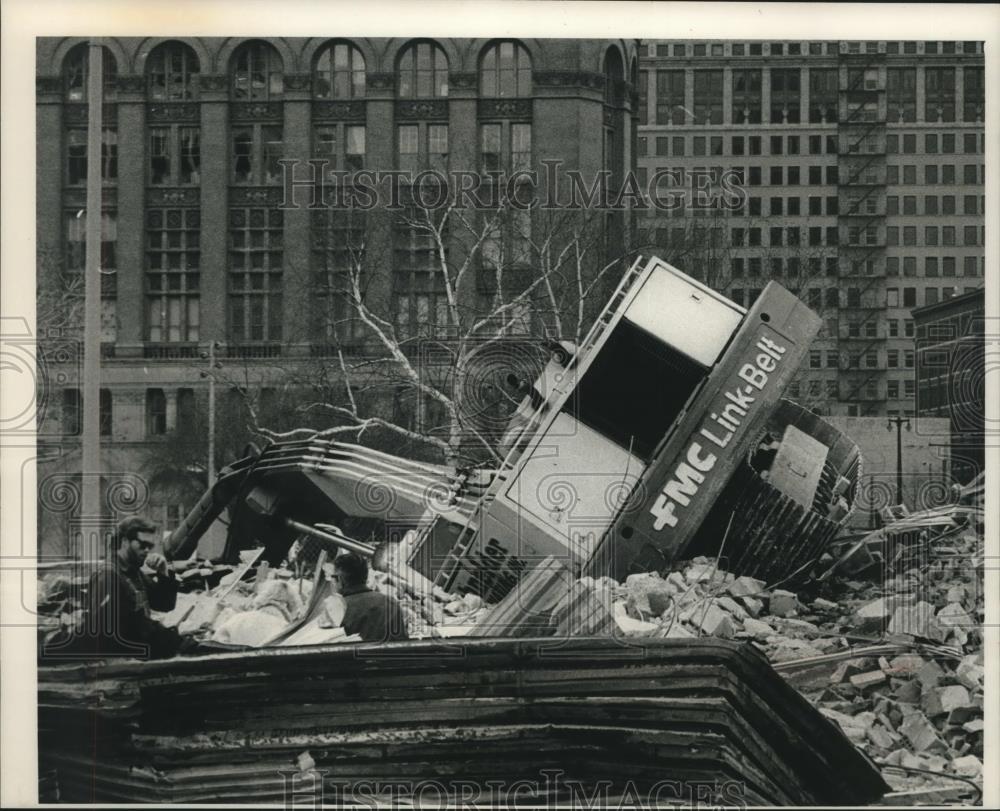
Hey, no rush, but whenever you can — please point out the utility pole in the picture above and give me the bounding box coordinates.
[81,40,103,556]
[887,415,911,507]
[200,341,222,484]
[208,341,216,484]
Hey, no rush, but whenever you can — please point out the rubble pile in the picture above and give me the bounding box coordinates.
[150,552,491,646]
[594,525,984,801]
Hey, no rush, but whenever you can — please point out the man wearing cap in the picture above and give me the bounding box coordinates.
[83,516,183,658]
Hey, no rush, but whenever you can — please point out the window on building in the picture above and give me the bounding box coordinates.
[731,68,761,124]
[478,122,530,174]
[397,123,450,173]
[398,41,449,98]
[147,207,200,343]
[394,206,449,338]
[231,125,283,184]
[770,68,801,123]
[311,206,367,344]
[808,68,837,123]
[229,207,283,343]
[478,40,532,101]
[149,126,200,185]
[146,388,167,436]
[62,389,81,435]
[314,123,366,173]
[231,40,283,100]
[147,41,199,101]
[924,67,955,122]
[963,67,984,122]
[656,70,685,125]
[66,128,117,185]
[63,43,117,102]
[65,210,116,271]
[638,70,648,125]
[314,41,366,99]
[693,70,723,124]
[903,287,916,307]
[96,388,113,437]
[887,68,916,122]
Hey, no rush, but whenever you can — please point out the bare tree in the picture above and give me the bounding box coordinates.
[243,191,636,469]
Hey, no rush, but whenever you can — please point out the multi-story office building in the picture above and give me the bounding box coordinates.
[913,287,985,484]
[637,39,986,419]
[35,37,640,553]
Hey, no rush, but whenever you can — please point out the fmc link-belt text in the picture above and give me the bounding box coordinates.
[649,336,788,531]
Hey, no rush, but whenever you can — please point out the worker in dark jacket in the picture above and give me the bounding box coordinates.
[333,553,409,643]
[81,516,183,659]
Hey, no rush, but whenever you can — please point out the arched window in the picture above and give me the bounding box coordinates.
[147,41,200,101]
[397,41,448,98]
[314,41,365,99]
[231,41,283,101]
[480,41,531,97]
[603,46,624,106]
[64,43,117,102]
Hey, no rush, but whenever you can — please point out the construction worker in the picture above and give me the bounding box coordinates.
[332,552,409,643]
[81,516,184,659]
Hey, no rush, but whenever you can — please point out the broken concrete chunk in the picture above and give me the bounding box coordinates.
[900,712,947,754]
[937,602,974,630]
[866,724,896,750]
[715,595,747,620]
[914,660,946,689]
[741,617,773,639]
[686,604,734,638]
[887,654,925,676]
[955,656,986,690]
[738,595,764,618]
[768,589,799,618]
[951,754,982,778]
[921,685,971,718]
[820,708,868,745]
[851,597,891,633]
[961,718,984,735]
[645,586,676,617]
[768,638,825,663]
[849,671,888,692]
[812,597,839,612]
[887,601,947,642]
[725,575,766,599]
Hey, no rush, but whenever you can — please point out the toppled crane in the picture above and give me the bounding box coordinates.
[165,256,861,599]
[38,256,890,806]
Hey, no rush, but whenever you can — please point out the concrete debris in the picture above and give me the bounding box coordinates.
[767,589,800,617]
[921,685,971,718]
[887,601,947,642]
[588,519,984,793]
